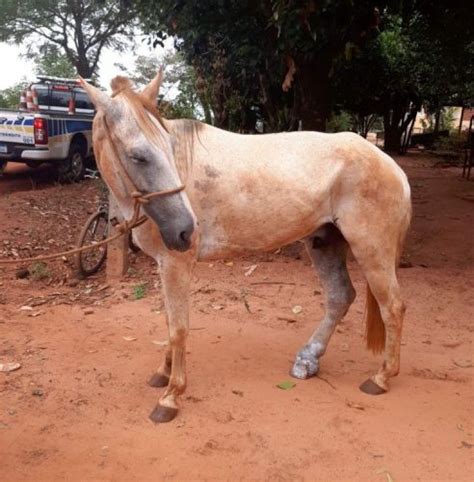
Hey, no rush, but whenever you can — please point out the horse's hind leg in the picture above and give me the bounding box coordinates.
[358,263,405,394]
[291,224,356,379]
[339,220,407,394]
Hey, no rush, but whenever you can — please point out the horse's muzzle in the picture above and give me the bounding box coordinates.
[158,215,195,252]
[172,221,195,252]
[143,195,196,252]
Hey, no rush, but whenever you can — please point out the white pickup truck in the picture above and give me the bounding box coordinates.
[0,76,95,182]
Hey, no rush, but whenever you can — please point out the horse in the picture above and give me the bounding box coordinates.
[79,72,411,423]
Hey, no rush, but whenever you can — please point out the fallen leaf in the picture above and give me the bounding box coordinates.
[29,311,44,318]
[346,400,365,410]
[122,336,137,342]
[224,261,234,267]
[0,362,21,373]
[212,304,224,311]
[453,360,473,368]
[291,305,303,315]
[443,341,461,348]
[277,316,297,323]
[375,468,394,482]
[277,380,296,390]
[19,305,33,311]
[244,264,258,277]
[151,340,168,346]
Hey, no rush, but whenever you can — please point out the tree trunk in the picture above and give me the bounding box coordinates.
[383,110,402,153]
[434,108,441,133]
[74,57,94,78]
[296,61,331,132]
[201,101,213,125]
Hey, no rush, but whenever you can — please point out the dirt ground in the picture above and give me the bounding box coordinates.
[0,154,473,481]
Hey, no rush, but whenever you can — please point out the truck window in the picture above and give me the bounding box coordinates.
[35,88,49,107]
[74,91,94,111]
[51,90,72,109]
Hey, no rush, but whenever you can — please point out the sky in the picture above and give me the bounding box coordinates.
[0,36,174,92]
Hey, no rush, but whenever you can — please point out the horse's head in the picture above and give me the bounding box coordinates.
[80,72,196,252]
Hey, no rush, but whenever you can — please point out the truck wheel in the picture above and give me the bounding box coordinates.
[57,144,85,183]
[26,161,42,169]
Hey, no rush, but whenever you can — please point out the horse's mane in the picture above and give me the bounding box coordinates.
[109,75,202,182]
[110,76,168,134]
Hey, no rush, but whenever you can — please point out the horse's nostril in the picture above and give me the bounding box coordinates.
[179,227,193,244]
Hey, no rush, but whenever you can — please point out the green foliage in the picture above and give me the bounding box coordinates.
[132,283,148,300]
[333,3,474,151]
[0,81,27,109]
[115,50,204,119]
[33,45,76,78]
[421,108,457,133]
[135,1,404,132]
[433,133,467,154]
[326,111,353,133]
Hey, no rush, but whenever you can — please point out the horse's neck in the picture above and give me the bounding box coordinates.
[165,118,209,181]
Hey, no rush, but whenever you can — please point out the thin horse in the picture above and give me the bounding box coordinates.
[80,72,411,423]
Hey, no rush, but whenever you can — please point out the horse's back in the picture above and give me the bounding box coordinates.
[182,123,410,259]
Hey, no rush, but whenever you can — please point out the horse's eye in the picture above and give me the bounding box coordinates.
[131,156,147,164]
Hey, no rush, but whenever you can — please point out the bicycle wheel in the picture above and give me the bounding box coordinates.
[75,210,109,277]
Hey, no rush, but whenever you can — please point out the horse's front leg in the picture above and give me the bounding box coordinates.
[149,255,195,423]
[148,340,172,388]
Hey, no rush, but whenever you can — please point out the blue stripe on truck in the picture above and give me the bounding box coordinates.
[65,120,92,133]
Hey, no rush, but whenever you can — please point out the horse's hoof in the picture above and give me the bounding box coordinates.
[290,357,319,379]
[148,373,170,388]
[149,405,178,423]
[359,378,387,395]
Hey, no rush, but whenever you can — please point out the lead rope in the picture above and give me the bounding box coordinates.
[0,109,185,267]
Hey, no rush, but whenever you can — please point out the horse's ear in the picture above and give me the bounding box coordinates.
[141,68,164,104]
[78,77,112,112]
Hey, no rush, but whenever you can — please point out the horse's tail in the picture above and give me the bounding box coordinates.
[365,203,411,354]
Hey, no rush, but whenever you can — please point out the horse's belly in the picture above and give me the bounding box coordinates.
[196,193,332,260]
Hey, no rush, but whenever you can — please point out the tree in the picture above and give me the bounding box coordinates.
[333,1,474,152]
[136,0,396,132]
[33,45,76,78]
[0,0,138,77]
[135,0,473,147]
[333,15,422,151]
[137,0,283,131]
[115,50,205,119]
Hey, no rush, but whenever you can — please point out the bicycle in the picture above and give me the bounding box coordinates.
[75,169,139,277]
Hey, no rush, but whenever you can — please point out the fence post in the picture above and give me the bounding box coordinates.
[106,193,129,281]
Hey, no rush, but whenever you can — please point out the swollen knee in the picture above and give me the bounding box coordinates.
[328,288,355,315]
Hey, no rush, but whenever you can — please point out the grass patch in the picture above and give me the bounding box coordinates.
[132,283,148,300]
[29,262,50,281]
